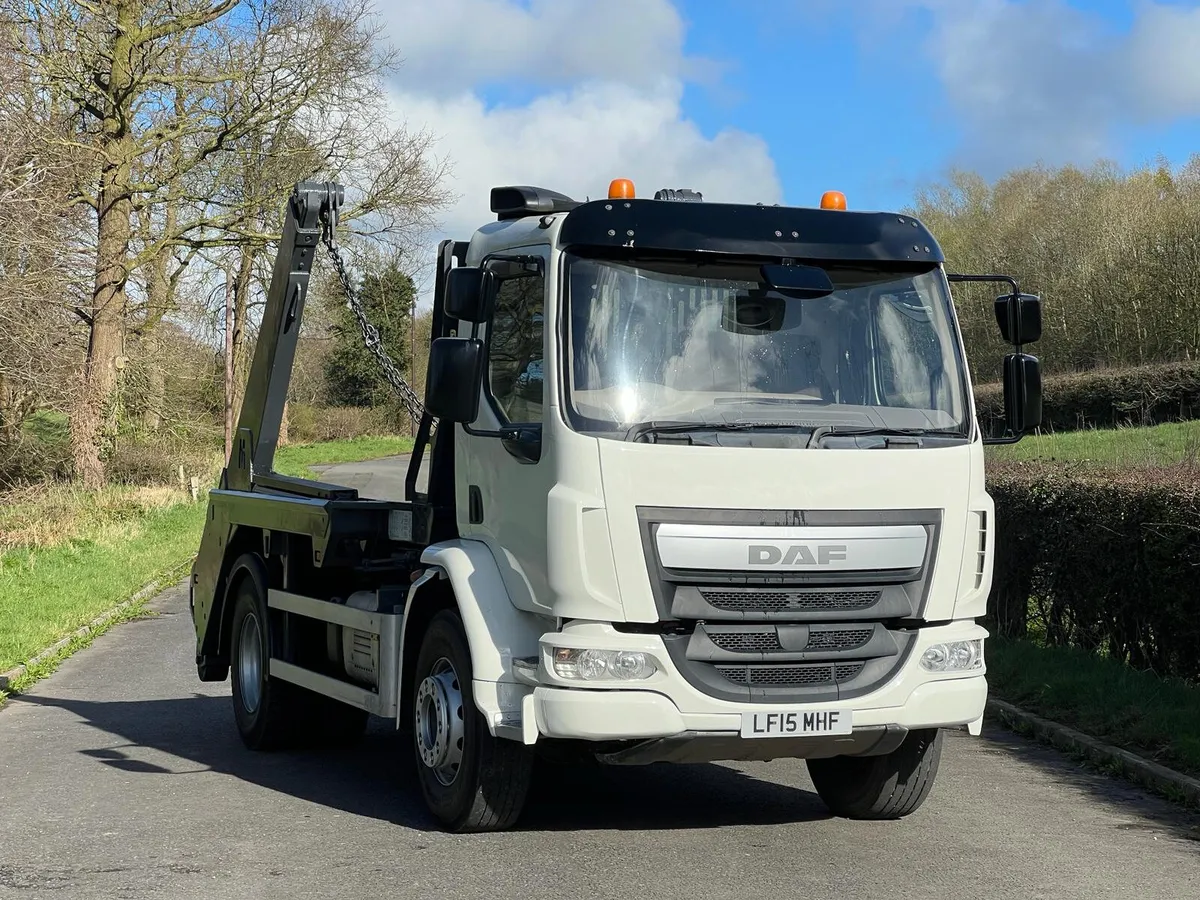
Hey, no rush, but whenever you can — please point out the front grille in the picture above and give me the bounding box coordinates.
[805,627,874,651]
[639,507,937,703]
[700,588,879,613]
[715,662,865,687]
[708,631,781,652]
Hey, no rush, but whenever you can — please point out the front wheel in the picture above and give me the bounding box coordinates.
[807,728,944,820]
[412,609,534,832]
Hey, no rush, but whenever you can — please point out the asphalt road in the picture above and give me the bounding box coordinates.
[310,453,423,501]
[2,461,1199,899]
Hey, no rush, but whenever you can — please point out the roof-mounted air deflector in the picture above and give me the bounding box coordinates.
[490,185,581,220]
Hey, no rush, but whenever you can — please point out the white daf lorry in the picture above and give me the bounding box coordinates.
[190,178,1043,832]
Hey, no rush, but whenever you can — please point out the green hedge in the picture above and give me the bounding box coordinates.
[987,462,1200,680]
[975,361,1200,434]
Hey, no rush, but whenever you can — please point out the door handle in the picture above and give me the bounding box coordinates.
[468,485,484,524]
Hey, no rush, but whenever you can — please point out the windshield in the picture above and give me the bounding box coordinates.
[562,254,970,445]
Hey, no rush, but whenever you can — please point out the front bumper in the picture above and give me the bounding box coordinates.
[532,672,986,740]
[511,619,988,755]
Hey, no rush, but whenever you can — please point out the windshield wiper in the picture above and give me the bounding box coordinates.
[805,425,959,448]
[624,420,804,443]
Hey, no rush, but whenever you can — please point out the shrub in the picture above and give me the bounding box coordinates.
[105,441,220,487]
[286,403,405,444]
[0,430,73,489]
[987,461,1200,680]
[975,361,1200,434]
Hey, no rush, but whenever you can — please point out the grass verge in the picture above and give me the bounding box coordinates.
[986,636,1200,781]
[272,435,415,478]
[0,435,415,699]
[986,420,1200,468]
[0,596,162,701]
[0,502,207,675]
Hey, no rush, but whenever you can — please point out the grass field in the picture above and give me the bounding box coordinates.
[0,435,415,679]
[986,419,1200,467]
[987,636,1200,781]
[271,435,415,478]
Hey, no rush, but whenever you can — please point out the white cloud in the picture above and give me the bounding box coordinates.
[376,0,782,306]
[843,0,1200,174]
[391,79,780,241]
[1126,2,1200,121]
[380,0,699,93]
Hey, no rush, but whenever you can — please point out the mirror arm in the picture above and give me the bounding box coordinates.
[462,422,508,438]
[982,433,1023,446]
[946,272,1020,294]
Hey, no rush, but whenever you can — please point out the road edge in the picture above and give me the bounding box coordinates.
[0,566,186,695]
[986,697,1200,809]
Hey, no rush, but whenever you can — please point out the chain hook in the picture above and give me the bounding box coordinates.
[316,205,428,427]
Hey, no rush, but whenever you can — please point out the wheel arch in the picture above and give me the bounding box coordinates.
[212,531,268,665]
[399,539,551,736]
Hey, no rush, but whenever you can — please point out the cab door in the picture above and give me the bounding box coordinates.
[457,248,557,615]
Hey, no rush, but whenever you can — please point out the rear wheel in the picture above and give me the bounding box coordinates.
[227,554,369,750]
[229,561,300,751]
[807,728,944,820]
[412,609,534,832]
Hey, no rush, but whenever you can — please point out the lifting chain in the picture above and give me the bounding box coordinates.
[318,207,427,427]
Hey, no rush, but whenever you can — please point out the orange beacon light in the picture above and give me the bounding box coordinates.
[820,190,847,210]
[608,178,636,199]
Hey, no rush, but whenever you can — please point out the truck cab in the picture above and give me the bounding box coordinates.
[189,179,1042,833]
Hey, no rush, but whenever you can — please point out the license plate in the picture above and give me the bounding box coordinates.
[740,709,853,738]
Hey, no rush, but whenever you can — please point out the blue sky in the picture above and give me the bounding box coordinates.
[380,0,1200,289]
[672,0,1200,211]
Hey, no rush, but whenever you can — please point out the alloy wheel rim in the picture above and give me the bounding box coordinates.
[237,612,263,714]
[414,657,465,786]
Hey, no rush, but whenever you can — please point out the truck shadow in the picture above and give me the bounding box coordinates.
[14,693,830,833]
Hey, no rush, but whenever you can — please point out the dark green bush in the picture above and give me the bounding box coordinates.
[975,361,1200,434]
[987,461,1200,680]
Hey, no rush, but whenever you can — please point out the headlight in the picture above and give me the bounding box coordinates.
[551,648,658,682]
[920,638,984,673]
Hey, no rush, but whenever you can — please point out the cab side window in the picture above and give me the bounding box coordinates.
[487,269,545,424]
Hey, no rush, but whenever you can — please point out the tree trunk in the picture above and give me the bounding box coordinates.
[231,246,256,425]
[71,1,137,489]
[141,338,166,432]
[224,269,235,461]
[0,375,19,445]
[279,399,289,446]
[138,185,177,433]
[72,192,132,488]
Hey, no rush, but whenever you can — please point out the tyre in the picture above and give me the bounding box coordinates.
[806,728,944,820]
[412,609,534,832]
[228,554,371,750]
[228,557,300,751]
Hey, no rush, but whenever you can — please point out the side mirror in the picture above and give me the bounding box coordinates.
[994,292,1042,345]
[425,337,483,422]
[445,267,495,323]
[1003,352,1042,435]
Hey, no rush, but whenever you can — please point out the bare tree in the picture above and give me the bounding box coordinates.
[11,0,450,487]
[909,156,1200,380]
